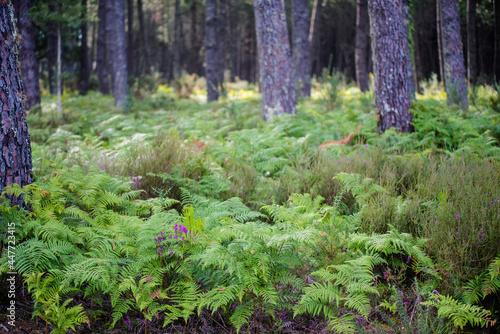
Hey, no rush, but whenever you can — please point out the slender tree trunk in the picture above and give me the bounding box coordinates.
[218,0,227,91]
[190,0,199,74]
[495,0,500,82]
[47,1,58,95]
[0,0,33,207]
[127,0,134,77]
[368,0,413,133]
[467,0,477,87]
[18,0,41,112]
[80,0,90,95]
[97,0,110,94]
[228,0,238,81]
[173,0,181,78]
[355,0,369,92]
[57,26,62,117]
[107,0,128,108]
[309,0,323,78]
[253,0,296,120]
[403,0,415,100]
[292,0,311,98]
[436,0,445,84]
[438,0,468,109]
[137,0,153,74]
[205,0,219,101]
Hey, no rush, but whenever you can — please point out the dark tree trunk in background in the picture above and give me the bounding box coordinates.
[309,0,323,78]
[0,1,33,207]
[253,0,296,120]
[127,0,135,77]
[292,0,311,98]
[438,0,468,109]
[218,0,227,91]
[403,0,415,100]
[173,0,181,78]
[97,0,110,94]
[467,0,477,86]
[18,0,41,112]
[355,0,369,92]
[228,0,238,81]
[190,0,203,74]
[205,0,220,101]
[47,1,58,95]
[368,0,413,133]
[436,0,445,84]
[106,0,128,107]
[495,0,500,81]
[80,0,90,95]
[137,0,153,74]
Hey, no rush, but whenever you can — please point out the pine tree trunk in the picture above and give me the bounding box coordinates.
[438,0,468,109]
[137,0,153,74]
[218,0,227,91]
[127,0,135,77]
[18,0,41,112]
[47,1,58,95]
[80,0,90,95]
[355,0,369,92]
[205,0,219,101]
[467,0,477,86]
[403,0,415,100]
[292,0,311,98]
[309,0,323,78]
[436,0,445,84]
[228,0,238,81]
[57,26,62,117]
[495,0,500,82]
[368,0,413,133]
[173,0,181,78]
[107,0,128,108]
[253,0,296,120]
[97,0,111,94]
[0,1,33,207]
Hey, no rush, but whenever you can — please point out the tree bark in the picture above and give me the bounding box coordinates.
[355,0,369,92]
[368,0,413,133]
[253,0,296,120]
[127,0,135,77]
[292,0,311,98]
[137,0,153,74]
[218,0,227,91]
[495,0,500,82]
[228,0,238,81]
[18,0,41,112]
[438,0,468,109]
[467,0,477,86]
[0,1,33,207]
[57,26,62,117]
[436,0,445,84]
[309,0,323,78]
[97,0,110,94]
[173,0,181,78]
[403,0,415,100]
[47,1,58,95]
[205,0,219,101]
[80,0,90,95]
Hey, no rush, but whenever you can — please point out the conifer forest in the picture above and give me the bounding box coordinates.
[3,0,500,333]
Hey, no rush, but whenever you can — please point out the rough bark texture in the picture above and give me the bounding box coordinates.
[495,0,500,81]
[439,0,468,109]
[218,0,227,92]
[173,0,181,78]
[137,0,153,74]
[309,0,322,78]
[79,0,90,95]
[402,0,415,100]
[467,0,477,86]
[436,0,444,84]
[368,0,413,133]
[97,0,110,94]
[228,0,238,81]
[253,0,296,120]
[292,0,311,98]
[18,0,41,112]
[107,0,128,107]
[355,0,369,92]
[127,0,134,76]
[205,0,219,101]
[0,1,33,207]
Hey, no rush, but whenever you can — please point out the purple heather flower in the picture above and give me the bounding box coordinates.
[365,144,368,148]
[222,174,226,178]
[175,224,178,230]
[99,165,105,170]
[170,251,173,255]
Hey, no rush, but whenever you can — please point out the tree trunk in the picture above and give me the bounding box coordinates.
[127,0,134,77]
[495,0,500,82]
[292,0,311,98]
[467,0,477,87]
[355,0,369,92]
[205,0,219,101]
[18,0,41,112]
[218,0,227,91]
[80,0,90,95]
[137,0,153,74]
[253,0,296,120]
[47,1,58,95]
[403,0,415,100]
[436,0,445,84]
[0,1,33,207]
[228,0,238,81]
[97,0,110,94]
[107,0,128,107]
[57,26,62,117]
[368,0,413,133]
[309,0,323,78]
[438,0,468,109]
[173,0,181,78]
